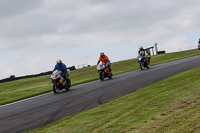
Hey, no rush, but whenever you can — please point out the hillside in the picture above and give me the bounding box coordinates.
[0,49,199,106]
[27,49,200,132]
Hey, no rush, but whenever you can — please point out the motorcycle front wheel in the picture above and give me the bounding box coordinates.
[140,63,145,70]
[53,83,59,94]
[99,71,104,81]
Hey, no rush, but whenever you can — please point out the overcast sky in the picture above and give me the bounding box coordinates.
[0,0,200,79]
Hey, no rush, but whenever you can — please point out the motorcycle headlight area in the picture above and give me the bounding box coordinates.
[138,57,143,61]
[51,75,57,79]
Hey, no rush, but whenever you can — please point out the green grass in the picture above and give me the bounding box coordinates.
[0,49,199,105]
[27,61,200,133]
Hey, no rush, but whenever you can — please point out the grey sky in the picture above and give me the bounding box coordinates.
[0,0,199,79]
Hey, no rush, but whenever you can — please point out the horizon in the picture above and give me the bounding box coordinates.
[0,48,197,80]
[0,0,200,79]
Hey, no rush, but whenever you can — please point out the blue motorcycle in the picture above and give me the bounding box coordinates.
[50,70,71,93]
[137,54,150,70]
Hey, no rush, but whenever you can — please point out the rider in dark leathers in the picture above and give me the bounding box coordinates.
[137,46,151,65]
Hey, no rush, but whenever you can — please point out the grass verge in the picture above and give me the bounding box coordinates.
[0,49,199,105]
[27,63,200,133]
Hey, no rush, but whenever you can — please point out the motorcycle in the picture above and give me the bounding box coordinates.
[137,54,150,70]
[50,70,71,94]
[97,61,113,81]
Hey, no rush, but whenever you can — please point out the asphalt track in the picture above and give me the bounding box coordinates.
[0,55,200,133]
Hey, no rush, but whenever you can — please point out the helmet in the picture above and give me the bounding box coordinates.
[56,60,62,67]
[139,46,143,50]
[100,52,104,58]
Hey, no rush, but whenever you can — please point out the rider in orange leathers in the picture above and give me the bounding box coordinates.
[97,52,112,72]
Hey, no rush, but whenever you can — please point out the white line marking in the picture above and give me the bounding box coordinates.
[0,92,52,108]
[0,81,97,108]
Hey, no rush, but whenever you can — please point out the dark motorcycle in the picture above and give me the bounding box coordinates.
[97,61,113,81]
[137,54,150,70]
[50,70,71,94]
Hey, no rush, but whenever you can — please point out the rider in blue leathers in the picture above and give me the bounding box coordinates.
[53,60,69,84]
[54,60,67,74]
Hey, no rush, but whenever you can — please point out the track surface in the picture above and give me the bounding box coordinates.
[0,55,200,133]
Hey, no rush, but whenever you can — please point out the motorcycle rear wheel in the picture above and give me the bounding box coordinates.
[147,64,150,69]
[65,79,71,91]
[147,61,150,69]
[108,73,112,79]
